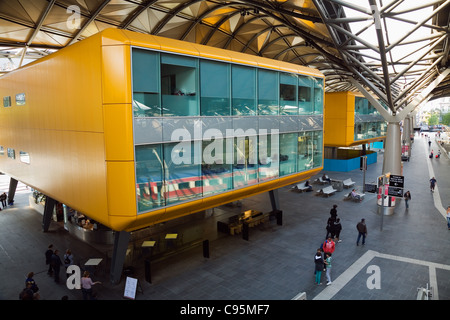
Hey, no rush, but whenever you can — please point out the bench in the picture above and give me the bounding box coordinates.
[343,178,355,188]
[343,191,365,202]
[315,175,331,184]
[291,182,312,192]
[316,185,337,197]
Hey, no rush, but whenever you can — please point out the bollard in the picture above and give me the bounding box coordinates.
[144,258,151,284]
[242,222,249,241]
[202,239,210,258]
[276,210,283,226]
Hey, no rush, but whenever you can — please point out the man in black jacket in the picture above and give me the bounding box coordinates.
[356,218,367,246]
[45,244,54,275]
[51,249,63,283]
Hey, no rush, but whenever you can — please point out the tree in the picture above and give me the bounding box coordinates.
[442,112,450,126]
[428,114,439,126]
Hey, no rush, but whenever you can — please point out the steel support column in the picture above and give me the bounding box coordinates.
[382,122,402,215]
[7,177,18,205]
[42,196,56,232]
[110,231,130,285]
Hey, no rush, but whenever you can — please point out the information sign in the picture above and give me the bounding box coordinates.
[365,184,377,193]
[389,175,404,188]
[388,186,403,197]
[124,276,138,300]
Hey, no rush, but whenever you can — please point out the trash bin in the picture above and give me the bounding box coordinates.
[332,180,343,192]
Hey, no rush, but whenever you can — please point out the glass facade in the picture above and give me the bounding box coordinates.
[132,47,324,213]
[354,97,387,141]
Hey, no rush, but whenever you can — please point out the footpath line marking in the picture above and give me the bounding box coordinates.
[424,138,447,220]
[309,250,450,300]
[312,250,377,300]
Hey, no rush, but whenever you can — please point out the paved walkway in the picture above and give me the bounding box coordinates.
[0,132,448,302]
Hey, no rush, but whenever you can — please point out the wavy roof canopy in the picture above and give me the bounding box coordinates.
[0,0,449,113]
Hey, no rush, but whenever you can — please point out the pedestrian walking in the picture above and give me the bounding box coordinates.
[25,272,40,300]
[0,192,7,208]
[51,249,63,283]
[19,283,34,300]
[356,218,367,246]
[81,271,101,300]
[325,217,335,239]
[330,204,338,220]
[314,251,324,285]
[322,237,335,256]
[430,177,437,192]
[324,252,332,285]
[64,249,74,278]
[332,218,342,242]
[446,206,450,230]
[45,244,54,275]
[404,191,411,209]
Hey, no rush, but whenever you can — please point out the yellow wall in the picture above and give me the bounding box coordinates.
[0,29,324,231]
[324,91,355,147]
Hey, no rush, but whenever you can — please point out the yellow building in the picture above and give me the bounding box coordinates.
[0,29,324,232]
[324,91,387,148]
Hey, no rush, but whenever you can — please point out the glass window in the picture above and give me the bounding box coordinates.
[355,97,368,115]
[200,60,230,116]
[161,53,198,116]
[232,65,256,115]
[135,144,164,212]
[163,142,202,205]
[19,151,30,164]
[313,78,323,114]
[257,69,279,115]
[202,139,233,196]
[280,73,298,115]
[0,146,4,156]
[298,76,313,114]
[3,96,11,107]
[233,136,258,188]
[132,49,160,117]
[279,133,298,176]
[313,131,323,168]
[297,132,313,171]
[258,132,279,181]
[7,148,15,159]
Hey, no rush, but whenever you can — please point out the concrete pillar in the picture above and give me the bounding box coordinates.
[110,231,130,284]
[403,117,412,157]
[383,122,402,175]
[8,177,18,204]
[381,122,402,215]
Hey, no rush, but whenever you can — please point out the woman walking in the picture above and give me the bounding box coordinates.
[314,251,324,285]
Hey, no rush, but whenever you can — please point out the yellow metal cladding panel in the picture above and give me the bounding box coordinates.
[103,104,134,161]
[102,45,132,104]
[324,91,355,146]
[106,161,137,218]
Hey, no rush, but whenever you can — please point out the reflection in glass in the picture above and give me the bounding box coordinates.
[279,133,298,176]
[233,136,258,188]
[163,142,202,205]
[135,144,164,212]
[202,139,233,196]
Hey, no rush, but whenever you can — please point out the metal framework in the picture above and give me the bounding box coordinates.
[313,0,450,115]
[0,0,449,107]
